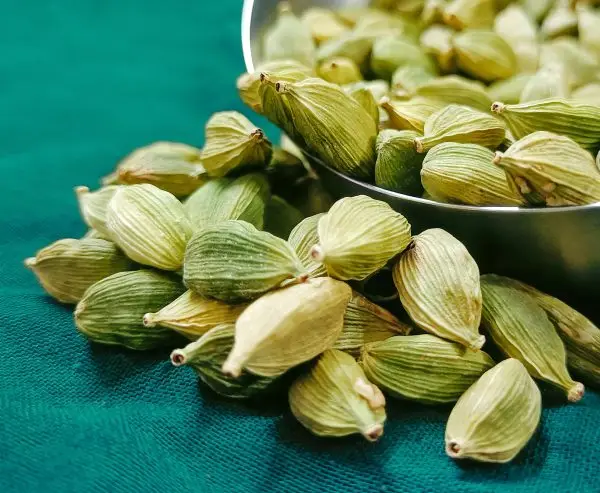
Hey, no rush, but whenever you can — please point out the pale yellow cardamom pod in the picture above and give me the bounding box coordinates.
[317,57,363,85]
[443,0,495,30]
[572,83,600,106]
[519,64,569,103]
[380,97,446,133]
[391,66,436,98]
[493,4,539,73]
[288,213,328,278]
[446,359,541,463]
[300,7,349,44]
[487,74,533,105]
[343,85,380,126]
[393,228,485,350]
[316,31,373,67]
[289,349,386,441]
[75,185,123,239]
[420,25,456,73]
[222,277,352,378]
[371,35,436,81]
[414,75,492,112]
[541,0,578,39]
[578,4,600,55]
[539,38,599,89]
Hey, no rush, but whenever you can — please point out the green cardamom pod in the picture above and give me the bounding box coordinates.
[334,292,411,357]
[184,220,307,302]
[371,35,436,81]
[493,5,539,74]
[540,38,599,89]
[312,195,412,281]
[493,131,600,206]
[112,142,207,197]
[394,228,485,350]
[343,85,380,126]
[519,64,569,103]
[143,290,247,340]
[184,173,270,231]
[443,0,495,30]
[74,270,185,350]
[25,238,132,304]
[301,7,349,44]
[445,358,541,463]
[375,129,425,196]
[360,334,494,404]
[201,111,273,178]
[237,60,313,114]
[419,25,456,73]
[75,185,122,239]
[316,31,373,67]
[222,277,352,377]
[317,56,362,85]
[391,65,436,98]
[421,142,525,206]
[263,195,304,239]
[578,4,600,55]
[541,0,578,39]
[414,104,506,153]
[344,79,390,103]
[491,99,600,152]
[259,76,377,180]
[263,2,315,66]
[289,349,386,441]
[453,30,517,82]
[414,76,492,112]
[288,213,328,278]
[572,83,600,106]
[487,74,533,104]
[568,355,600,390]
[422,0,446,26]
[521,0,553,23]
[380,97,446,133]
[170,324,276,399]
[480,275,584,402]
[353,9,414,39]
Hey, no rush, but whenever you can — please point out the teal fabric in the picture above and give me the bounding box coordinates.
[1,1,600,491]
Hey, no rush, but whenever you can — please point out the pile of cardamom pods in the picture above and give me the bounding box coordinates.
[238,0,600,206]
[25,0,600,466]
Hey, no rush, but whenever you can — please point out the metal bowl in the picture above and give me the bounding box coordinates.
[241,0,600,310]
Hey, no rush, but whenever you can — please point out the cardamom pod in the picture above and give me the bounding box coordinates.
[360,334,494,404]
[222,277,352,377]
[521,0,553,22]
[343,85,380,126]
[443,0,495,30]
[288,213,328,278]
[353,9,413,39]
[143,290,247,340]
[201,111,273,177]
[445,358,541,463]
[375,129,425,196]
[335,7,381,27]
[289,349,386,441]
[493,4,539,73]
[74,270,185,350]
[413,76,492,113]
[263,195,304,239]
[334,292,411,357]
[170,324,276,399]
[263,2,315,66]
[25,238,132,304]
[391,66,436,98]
[393,228,485,350]
[82,229,108,240]
[491,99,600,152]
[421,0,446,26]
[487,74,533,104]
[316,31,373,67]
[572,83,600,106]
[568,354,600,390]
[184,173,270,231]
[184,220,307,302]
[371,35,436,81]
[414,104,506,153]
[541,0,578,39]
[317,57,362,85]
[493,131,600,206]
[380,97,446,133]
[453,30,518,82]
[421,142,525,206]
[344,79,390,103]
[75,185,122,239]
[540,38,599,89]
[480,275,584,401]
[112,142,207,197]
[312,195,412,281]
[419,25,456,73]
[259,76,377,180]
[519,64,569,103]
[578,4,600,55]
[300,7,348,44]
[106,184,192,270]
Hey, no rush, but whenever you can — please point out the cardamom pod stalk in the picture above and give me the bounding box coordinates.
[201,111,273,177]
[371,35,435,81]
[453,30,518,82]
[414,104,506,153]
[312,195,412,281]
[170,324,276,399]
[222,277,352,377]
[493,4,539,73]
[74,270,185,350]
[316,31,373,67]
[106,184,192,270]
[414,76,492,112]
[143,290,247,340]
[572,83,600,106]
[375,129,425,196]
[541,0,578,39]
[25,238,132,304]
[344,85,380,126]
[259,76,377,180]
[491,99,600,152]
[360,334,494,404]
[184,220,307,302]
[237,60,313,114]
[113,142,207,197]
[263,2,315,66]
[380,97,446,133]
[421,142,525,206]
[493,131,600,206]
[519,64,569,103]
[578,4,600,55]
[75,185,122,239]
[301,7,348,44]
[289,349,386,441]
[317,57,362,85]
[184,173,270,231]
[334,292,411,357]
[487,74,532,104]
[263,195,304,239]
[443,0,495,30]
[540,38,599,89]
[420,25,455,73]
[391,66,436,97]
[480,275,584,401]
[393,228,485,350]
[288,213,328,278]
[445,359,541,463]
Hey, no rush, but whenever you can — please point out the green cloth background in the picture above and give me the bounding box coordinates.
[1,1,599,491]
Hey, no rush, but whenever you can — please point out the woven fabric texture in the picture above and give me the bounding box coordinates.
[1,1,600,492]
